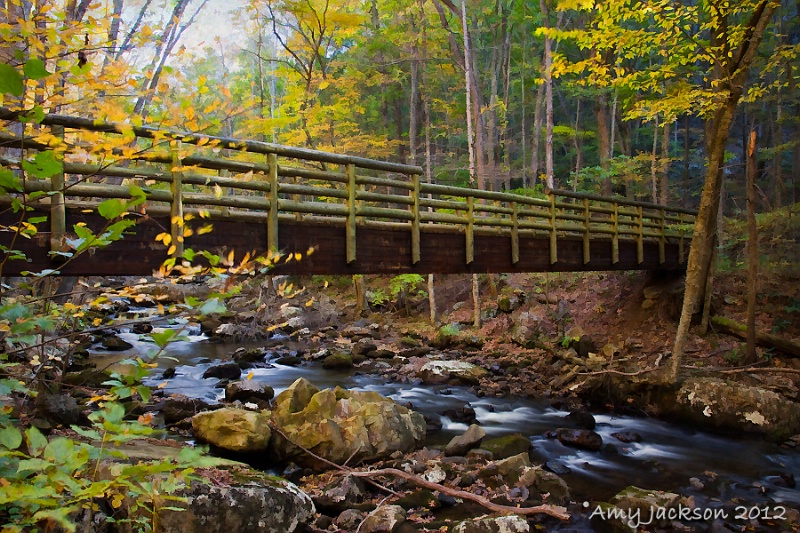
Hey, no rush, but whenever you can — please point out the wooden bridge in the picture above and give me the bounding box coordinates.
[0,109,696,277]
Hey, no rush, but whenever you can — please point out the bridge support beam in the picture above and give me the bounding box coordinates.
[49,125,66,259]
[169,142,184,258]
[346,163,356,264]
[267,153,279,252]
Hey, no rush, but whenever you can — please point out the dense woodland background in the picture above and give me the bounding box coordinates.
[2,0,798,213]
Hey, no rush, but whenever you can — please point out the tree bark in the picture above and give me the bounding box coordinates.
[745,129,758,364]
[660,119,671,205]
[669,0,777,384]
[540,0,554,190]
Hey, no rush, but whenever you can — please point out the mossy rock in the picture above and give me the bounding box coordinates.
[322,352,353,369]
[479,434,531,460]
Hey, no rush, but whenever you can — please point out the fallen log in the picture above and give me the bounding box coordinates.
[711,316,800,358]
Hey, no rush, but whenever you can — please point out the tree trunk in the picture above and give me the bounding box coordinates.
[745,129,758,364]
[669,0,777,384]
[596,90,611,195]
[651,114,659,203]
[540,0,554,190]
[660,119,671,205]
[472,273,480,328]
[531,82,544,188]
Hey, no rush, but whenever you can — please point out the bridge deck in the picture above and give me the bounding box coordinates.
[0,109,695,277]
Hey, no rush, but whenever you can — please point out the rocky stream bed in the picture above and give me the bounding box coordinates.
[35,272,800,532]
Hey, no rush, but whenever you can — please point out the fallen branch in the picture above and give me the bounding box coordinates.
[269,425,570,520]
[349,468,570,521]
[711,316,800,358]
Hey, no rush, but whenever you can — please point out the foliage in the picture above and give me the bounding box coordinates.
[369,274,427,313]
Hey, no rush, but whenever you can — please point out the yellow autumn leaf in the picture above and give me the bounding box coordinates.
[246,372,254,380]
[197,224,213,235]
[167,244,177,256]
[305,298,314,307]
[93,318,102,326]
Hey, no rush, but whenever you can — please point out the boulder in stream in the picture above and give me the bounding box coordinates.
[104,440,314,533]
[479,433,532,460]
[555,428,603,451]
[192,407,271,453]
[418,360,488,385]
[671,377,800,441]
[445,423,486,456]
[270,378,426,470]
[225,380,275,403]
[202,362,242,380]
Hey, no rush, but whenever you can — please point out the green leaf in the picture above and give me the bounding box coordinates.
[20,104,45,124]
[43,437,76,463]
[137,386,151,403]
[31,507,75,531]
[150,328,177,348]
[23,58,50,80]
[17,457,53,473]
[0,425,23,450]
[0,62,23,96]
[21,151,62,179]
[97,198,128,220]
[25,426,47,457]
[128,184,147,206]
[70,426,102,441]
[0,378,26,395]
[0,168,23,192]
[198,298,226,317]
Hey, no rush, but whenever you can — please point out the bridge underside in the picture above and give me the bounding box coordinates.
[2,207,687,277]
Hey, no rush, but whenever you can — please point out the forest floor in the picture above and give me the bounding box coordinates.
[306,265,800,410]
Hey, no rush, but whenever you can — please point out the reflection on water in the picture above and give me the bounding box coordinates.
[115,333,800,505]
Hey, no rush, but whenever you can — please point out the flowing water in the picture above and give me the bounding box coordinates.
[95,326,800,511]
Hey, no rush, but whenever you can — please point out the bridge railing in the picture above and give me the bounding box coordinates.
[0,108,696,267]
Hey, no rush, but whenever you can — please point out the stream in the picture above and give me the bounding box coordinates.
[95,326,800,513]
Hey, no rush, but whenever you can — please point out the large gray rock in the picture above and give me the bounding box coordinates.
[103,440,314,533]
[672,377,800,440]
[192,408,271,453]
[445,424,486,456]
[158,467,315,532]
[359,505,407,533]
[418,360,488,385]
[517,466,570,504]
[452,515,530,533]
[270,378,426,470]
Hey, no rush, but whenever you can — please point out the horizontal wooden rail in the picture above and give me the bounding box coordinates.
[0,109,696,274]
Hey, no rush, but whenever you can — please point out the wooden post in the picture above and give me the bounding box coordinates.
[466,196,475,264]
[611,201,619,264]
[267,153,279,252]
[49,125,66,258]
[346,163,357,264]
[678,213,686,263]
[169,141,184,258]
[582,197,590,264]
[658,209,666,264]
[411,174,421,264]
[548,191,557,264]
[510,201,519,264]
[636,205,644,264]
